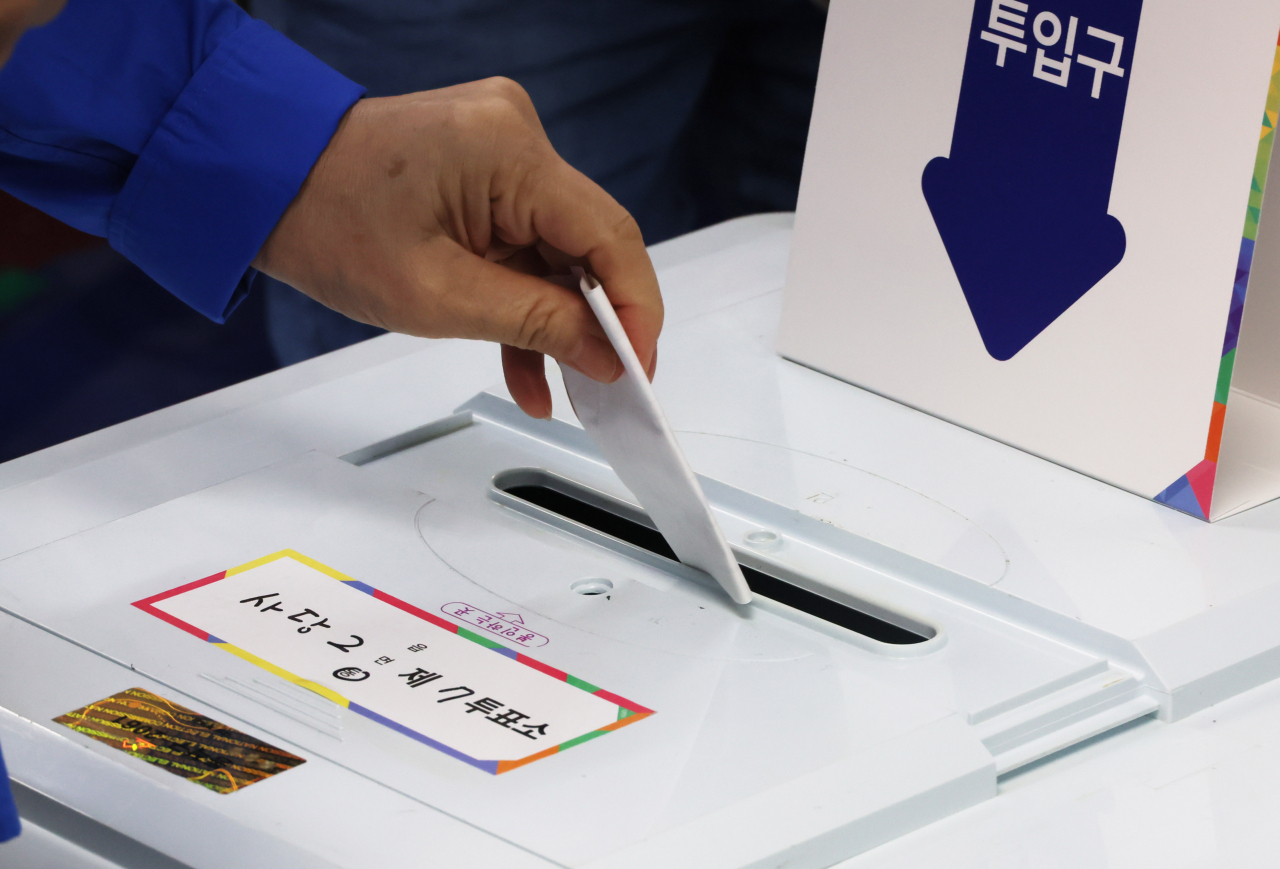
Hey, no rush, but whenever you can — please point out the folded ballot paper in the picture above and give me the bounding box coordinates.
[559,269,752,606]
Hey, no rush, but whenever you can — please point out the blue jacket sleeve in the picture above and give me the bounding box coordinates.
[0,740,17,843]
[0,0,365,321]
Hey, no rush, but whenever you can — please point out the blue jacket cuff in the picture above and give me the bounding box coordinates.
[108,20,365,322]
[0,740,18,842]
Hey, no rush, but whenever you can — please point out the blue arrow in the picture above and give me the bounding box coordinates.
[922,0,1142,360]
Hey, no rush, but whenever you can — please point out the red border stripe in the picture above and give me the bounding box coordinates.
[516,654,569,681]
[593,688,654,715]
[133,570,226,609]
[131,571,228,642]
[139,609,213,642]
[372,589,459,632]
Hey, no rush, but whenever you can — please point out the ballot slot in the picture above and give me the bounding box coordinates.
[492,469,930,645]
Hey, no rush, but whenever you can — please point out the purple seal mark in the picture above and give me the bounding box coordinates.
[441,603,549,648]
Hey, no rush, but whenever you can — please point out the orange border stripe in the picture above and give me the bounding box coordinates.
[496,745,561,774]
[1206,401,1228,463]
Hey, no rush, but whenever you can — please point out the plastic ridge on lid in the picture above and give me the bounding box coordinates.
[558,267,752,605]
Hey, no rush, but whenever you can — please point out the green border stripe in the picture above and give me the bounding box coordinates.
[457,627,505,649]
[558,729,610,751]
[1216,348,1237,405]
[566,675,600,693]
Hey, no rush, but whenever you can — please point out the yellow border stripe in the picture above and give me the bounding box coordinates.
[224,549,291,577]
[213,642,351,708]
[225,549,359,584]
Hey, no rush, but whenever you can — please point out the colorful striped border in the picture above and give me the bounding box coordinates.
[133,550,653,775]
[1155,30,1280,521]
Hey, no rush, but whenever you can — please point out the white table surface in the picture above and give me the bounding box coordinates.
[5,213,1280,868]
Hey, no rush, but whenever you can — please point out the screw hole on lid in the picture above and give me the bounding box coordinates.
[744,529,782,551]
[571,578,614,596]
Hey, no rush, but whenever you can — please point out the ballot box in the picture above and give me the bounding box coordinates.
[780,0,1280,521]
[10,215,1280,868]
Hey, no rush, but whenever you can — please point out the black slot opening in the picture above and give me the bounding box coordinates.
[503,483,928,645]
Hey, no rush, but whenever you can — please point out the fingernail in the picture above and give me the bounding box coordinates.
[643,347,657,382]
[568,335,622,383]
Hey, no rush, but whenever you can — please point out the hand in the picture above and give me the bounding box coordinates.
[0,0,66,67]
[253,77,664,419]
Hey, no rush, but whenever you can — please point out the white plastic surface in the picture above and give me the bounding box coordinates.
[0,820,128,869]
[8,215,1280,866]
[0,612,554,869]
[0,450,992,867]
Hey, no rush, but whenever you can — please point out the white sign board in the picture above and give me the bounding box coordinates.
[134,551,652,774]
[780,0,1280,520]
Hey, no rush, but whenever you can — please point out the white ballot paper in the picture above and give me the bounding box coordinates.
[559,269,752,605]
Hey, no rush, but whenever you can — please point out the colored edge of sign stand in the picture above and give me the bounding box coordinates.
[1156,31,1280,519]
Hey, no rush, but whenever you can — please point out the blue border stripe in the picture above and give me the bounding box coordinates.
[347,702,499,775]
[340,580,378,596]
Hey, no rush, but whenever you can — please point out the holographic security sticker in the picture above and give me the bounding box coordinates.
[54,687,305,793]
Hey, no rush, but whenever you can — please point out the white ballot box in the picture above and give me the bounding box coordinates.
[780,0,1280,521]
[9,214,1280,868]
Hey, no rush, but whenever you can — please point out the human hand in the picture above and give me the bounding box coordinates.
[253,77,663,419]
[0,0,66,67]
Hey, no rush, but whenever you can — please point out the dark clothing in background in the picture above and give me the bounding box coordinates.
[252,0,826,364]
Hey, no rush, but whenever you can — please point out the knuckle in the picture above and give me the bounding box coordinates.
[433,79,532,136]
[512,293,569,354]
[482,76,532,107]
[471,77,538,133]
[608,211,644,245]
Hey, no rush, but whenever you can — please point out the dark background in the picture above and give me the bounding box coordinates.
[0,191,278,464]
